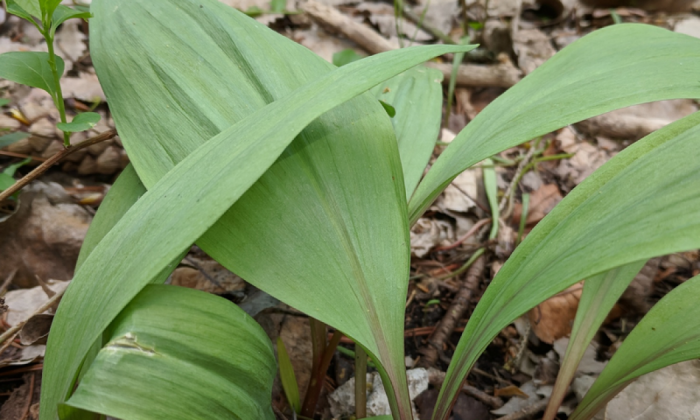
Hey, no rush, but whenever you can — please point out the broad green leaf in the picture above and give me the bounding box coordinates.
[65,285,276,420]
[0,98,10,107]
[6,0,36,22]
[56,112,101,133]
[40,2,473,418]
[75,165,146,270]
[333,49,365,67]
[50,5,92,36]
[277,338,301,414]
[543,261,645,420]
[88,0,475,417]
[409,24,700,224]
[0,52,64,100]
[569,273,700,420]
[0,131,30,148]
[10,0,41,18]
[431,111,700,420]
[372,66,443,199]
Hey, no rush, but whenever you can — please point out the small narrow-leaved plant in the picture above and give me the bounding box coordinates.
[9,0,697,419]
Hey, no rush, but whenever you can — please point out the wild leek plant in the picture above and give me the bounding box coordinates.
[27,0,700,419]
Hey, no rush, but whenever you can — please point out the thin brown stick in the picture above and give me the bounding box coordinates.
[301,330,343,417]
[418,255,485,367]
[0,285,67,346]
[0,269,17,295]
[427,368,504,409]
[19,373,36,420]
[302,0,521,87]
[0,129,117,203]
[0,151,47,161]
[434,218,491,251]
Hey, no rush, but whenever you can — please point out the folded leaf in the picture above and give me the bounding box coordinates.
[66,285,276,420]
[372,66,444,199]
[409,24,700,225]
[569,273,700,420]
[432,110,700,420]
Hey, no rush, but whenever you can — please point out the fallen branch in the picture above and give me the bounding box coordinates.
[418,254,485,367]
[424,59,521,88]
[302,0,522,87]
[427,368,504,409]
[575,113,669,140]
[0,129,117,203]
[302,0,396,54]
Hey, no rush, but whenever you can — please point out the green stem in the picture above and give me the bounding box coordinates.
[44,31,70,147]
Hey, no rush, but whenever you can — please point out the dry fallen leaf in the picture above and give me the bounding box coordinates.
[512,183,563,227]
[0,182,91,288]
[529,282,582,344]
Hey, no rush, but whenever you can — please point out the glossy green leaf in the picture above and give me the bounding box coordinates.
[0,52,64,100]
[10,0,41,18]
[65,284,276,420]
[0,131,30,148]
[372,66,444,199]
[569,273,700,420]
[277,338,301,414]
[40,1,473,418]
[50,5,92,36]
[333,49,365,67]
[56,112,101,133]
[543,261,645,420]
[431,110,700,420]
[409,24,700,225]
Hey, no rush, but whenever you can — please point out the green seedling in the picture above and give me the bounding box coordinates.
[26,1,700,420]
[0,0,97,147]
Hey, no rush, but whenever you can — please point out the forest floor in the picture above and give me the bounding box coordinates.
[1,0,700,419]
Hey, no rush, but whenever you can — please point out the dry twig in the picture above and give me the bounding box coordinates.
[418,255,485,367]
[0,129,117,203]
[0,285,67,349]
[427,368,504,409]
[302,0,521,87]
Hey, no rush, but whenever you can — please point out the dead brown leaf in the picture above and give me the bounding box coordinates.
[528,282,583,344]
[512,183,563,226]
